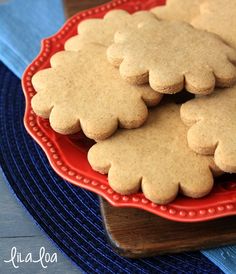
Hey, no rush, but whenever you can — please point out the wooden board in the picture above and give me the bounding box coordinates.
[63,0,110,18]
[63,0,236,258]
[100,198,236,258]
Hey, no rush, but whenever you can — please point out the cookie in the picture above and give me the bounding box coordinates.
[107,19,236,94]
[192,0,236,49]
[65,10,156,50]
[88,104,220,204]
[31,44,162,140]
[181,86,236,173]
[151,0,201,23]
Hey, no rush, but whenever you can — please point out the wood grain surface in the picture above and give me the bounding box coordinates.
[63,0,110,17]
[0,172,79,273]
[100,198,236,258]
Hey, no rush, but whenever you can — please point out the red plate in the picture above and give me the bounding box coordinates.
[22,0,236,222]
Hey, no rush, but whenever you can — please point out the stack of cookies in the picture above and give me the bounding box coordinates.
[31,0,236,205]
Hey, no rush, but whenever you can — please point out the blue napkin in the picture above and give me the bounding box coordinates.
[0,1,235,273]
[202,248,236,274]
[0,0,64,77]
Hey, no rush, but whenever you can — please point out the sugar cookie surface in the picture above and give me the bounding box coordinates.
[31,44,162,140]
[65,10,156,50]
[151,0,201,23]
[181,86,236,173]
[88,104,219,204]
[192,0,236,49]
[107,19,236,94]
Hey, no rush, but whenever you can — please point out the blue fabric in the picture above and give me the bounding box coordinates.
[0,0,64,77]
[202,249,236,274]
[0,0,235,273]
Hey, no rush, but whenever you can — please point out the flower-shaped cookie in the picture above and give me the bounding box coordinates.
[192,0,236,49]
[151,0,201,23]
[31,44,162,140]
[65,10,156,50]
[181,86,236,173]
[107,19,236,94]
[88,104,219,204]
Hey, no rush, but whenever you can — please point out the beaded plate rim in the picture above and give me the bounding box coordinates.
[22,0,236,222]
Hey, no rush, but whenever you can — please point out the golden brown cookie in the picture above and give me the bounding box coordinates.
[65,10,156,50]
[107,19,236,94]
[88,104,219,204]
[181,86,236,173]
[151,0,201,23]
[31,44,162,140]
[192,0,236,49]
